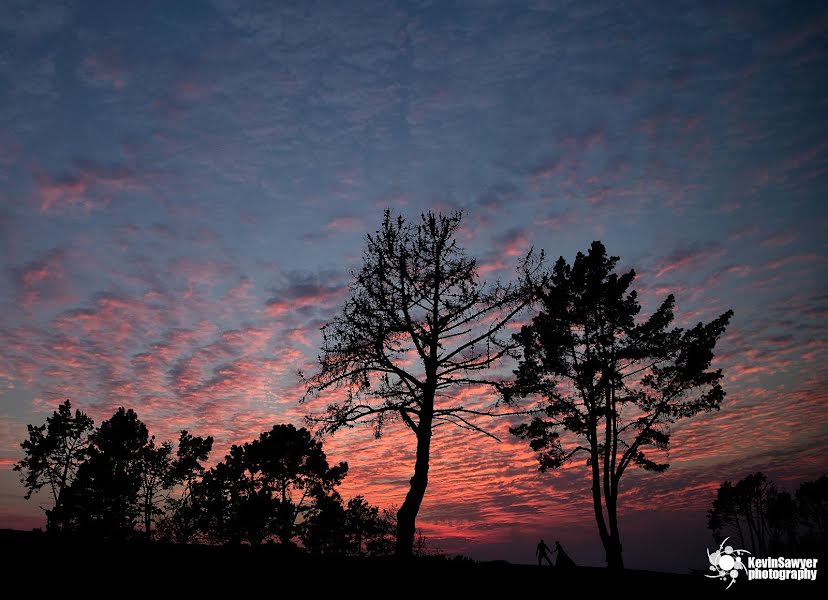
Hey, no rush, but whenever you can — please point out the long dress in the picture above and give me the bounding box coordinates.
[555,544,576,569]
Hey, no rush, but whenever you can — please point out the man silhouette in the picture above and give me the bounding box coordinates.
[536,539,553,566]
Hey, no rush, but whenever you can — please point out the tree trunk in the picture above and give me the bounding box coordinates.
[588,441,611,552]
[605,534,624,571]
[145,498,152,540]
[744,506,757,552]
[606,491,624,571]
[734,518,745,548]
[395,424,432,557]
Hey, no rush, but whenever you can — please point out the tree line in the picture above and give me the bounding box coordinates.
[14,401,408,556]
[16,210,746,569]
[707,472,826,556]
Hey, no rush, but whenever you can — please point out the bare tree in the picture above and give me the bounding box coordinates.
[302,210,539,556]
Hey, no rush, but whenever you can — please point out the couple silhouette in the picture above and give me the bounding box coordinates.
[536,539,575,569]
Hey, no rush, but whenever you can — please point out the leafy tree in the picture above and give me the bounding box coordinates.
[508,241,733,570]
[139,436,174,539]
[301,492,348,555]
[158,430,214,544]
[194,455,258,544]
[707,472,823,555]
[302,494,394,556]
[345,495,394,556]
[708,473,778,554]
[13,400,94,532]
[58,407,149,539]
[303,210,538,556]
[733,473,776,555]
[767,489,798,553]
[194,424,347,545]
[250,424,347,543]
[707,480,747,547]
[796,475,827,549]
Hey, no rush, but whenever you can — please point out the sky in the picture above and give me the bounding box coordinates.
[0,0,826,572]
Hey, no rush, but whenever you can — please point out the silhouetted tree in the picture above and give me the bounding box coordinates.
[381,504,434,556]
[707,473,785,555]
[345,495,394,556]
[158,430,213,544]
[707,480,747,548]
[508,241,733,570]
[194,455,258,544]
[301,492,348,555]
[796,475,827,547]
[303,210,538,556]
[302,494,394,556]
[735,473,777,555]
[767,489,798,553]
[13,400,94,532]
[59,408,149,539]
[708,472,827,555]
[194,424,347,545]
[139,437,173,539]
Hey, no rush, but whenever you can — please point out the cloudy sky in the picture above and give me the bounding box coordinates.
[0,0,825,571]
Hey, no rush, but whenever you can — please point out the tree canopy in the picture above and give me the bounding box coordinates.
[192,424,347,545]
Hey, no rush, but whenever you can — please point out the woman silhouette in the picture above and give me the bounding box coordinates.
[554,541,576,569]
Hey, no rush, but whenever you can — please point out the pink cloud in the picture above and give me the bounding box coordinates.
[477,259,508,277]
[761,232,795,248]
[221,326,273,354]
[264,275,348,319]
[539,209,576,230]
[78,52,128,89]
[763,252,826,272]
[286,327,314,347]
[682,115,703,133]
[326,215,364,232]
[495,228,532,258]
[168,256,234,298]
[176,79,211,100]
[10,247,73,309]
[784,142,827,171]
[774,14,828,52]
[51,293,169,360]
[530,159,564,182]
[654,242,725,278]
[221,276,254,305]
[35,160,137,213]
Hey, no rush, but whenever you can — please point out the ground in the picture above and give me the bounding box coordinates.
[2,529,820,595]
